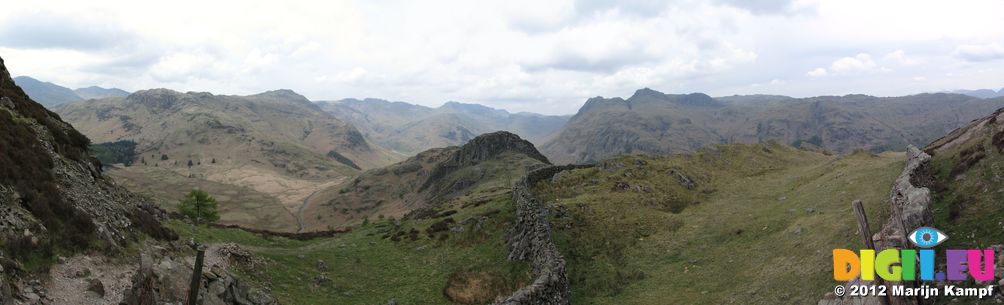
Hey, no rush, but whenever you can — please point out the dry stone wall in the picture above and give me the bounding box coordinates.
[495,165,592,305]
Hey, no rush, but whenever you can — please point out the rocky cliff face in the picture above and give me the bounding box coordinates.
[0,56,175,302]
[423,131,550,192]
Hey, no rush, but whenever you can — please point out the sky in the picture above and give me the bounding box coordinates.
[2,0,1004,115]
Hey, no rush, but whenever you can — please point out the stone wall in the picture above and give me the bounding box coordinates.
[495,164,592,305]
[819,146,933,305]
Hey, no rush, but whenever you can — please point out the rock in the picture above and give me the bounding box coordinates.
[668,168,696,190]
[805,208,815,214]
[86,279,105,297]
[23,292,40,303]
[314,274,331,285]
[600,160,625,170]
[315,260,328,272]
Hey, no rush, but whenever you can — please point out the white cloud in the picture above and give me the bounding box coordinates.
[806,68,827,77]
[883,50,922,66]
[1,0,1004,114]
[953,44,1004,62]
[830,53,876,73]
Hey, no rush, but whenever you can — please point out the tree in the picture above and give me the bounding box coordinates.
[177,189,220,224]
[187,160,194,167]
[160,154,169,161]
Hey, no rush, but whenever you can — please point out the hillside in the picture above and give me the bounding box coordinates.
[531,143,904,304]
[542,88,1004,164]
[0,56,180,302]
[319,98,569,155]
[54,89,399,232]
[301,131,550,231]
[924,107,1004,248]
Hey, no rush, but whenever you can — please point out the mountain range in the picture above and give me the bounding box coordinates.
[319,98,569,155]
[54,88,399,231]
[12,76,129,107]
[540,88,1004,164]
[949,87,1004,98]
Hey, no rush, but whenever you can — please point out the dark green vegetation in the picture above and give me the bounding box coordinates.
[167,193,533,304]
[178,189,221,223]
[90,140,138,166]
[327,149,361,170]
[532,143,904,304]
[542,88,1004,164]
[925,108,1004,249]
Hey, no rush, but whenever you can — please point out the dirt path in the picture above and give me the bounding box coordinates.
[297,190,320,233]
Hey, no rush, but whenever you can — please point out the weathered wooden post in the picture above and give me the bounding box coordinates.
[852,199,890,305]
[187,242,206,305]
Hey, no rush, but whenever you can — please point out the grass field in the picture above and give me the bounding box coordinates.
[533,143,904,304]
[166,193,533,304]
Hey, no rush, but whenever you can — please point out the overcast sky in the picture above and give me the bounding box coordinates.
[2,0,1004,114]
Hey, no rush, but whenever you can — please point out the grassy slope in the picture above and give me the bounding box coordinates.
[928,124,1004,249]
[533,143,904,304]
[166,165,536,304]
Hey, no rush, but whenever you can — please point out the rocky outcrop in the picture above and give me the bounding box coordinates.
[421,131,550,195]
[122,242,276,305]
[819,146,933,305]
[495,165,592,305]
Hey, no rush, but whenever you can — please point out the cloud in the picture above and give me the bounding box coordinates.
[806,68,828,77]
[830,53,876,72]
[2,0,1004,114]
[953,44,1004,62]
[0,12,133,50]
[713,0,798,14]
[883,50,922,66]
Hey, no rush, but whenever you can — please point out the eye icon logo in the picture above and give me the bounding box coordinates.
[908,227,948,248]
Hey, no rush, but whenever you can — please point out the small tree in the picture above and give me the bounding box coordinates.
[160,154,169,161]
[178,189,220,224]
[187,160,194,167]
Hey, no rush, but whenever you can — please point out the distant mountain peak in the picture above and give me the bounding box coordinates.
[74,86,130,100]
[11,75,82,106]
[630,87,666,99]
[253,89,309,101]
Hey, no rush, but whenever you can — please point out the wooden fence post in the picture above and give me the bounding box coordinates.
[852,199,890,305]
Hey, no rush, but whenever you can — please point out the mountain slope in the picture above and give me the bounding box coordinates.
[542,88,1004,164]
[319,98,569,155]
[301,131,550,231]
[54,89,399,232]
[12,76,83,107]
[0,56,174,298]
